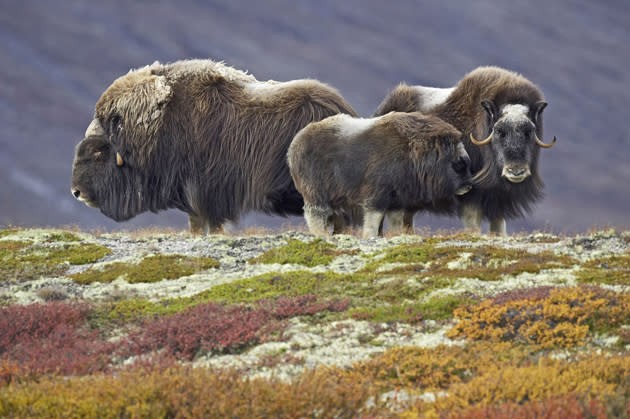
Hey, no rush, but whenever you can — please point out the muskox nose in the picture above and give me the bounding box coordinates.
[507,167,527,177]
[72,188,81,199]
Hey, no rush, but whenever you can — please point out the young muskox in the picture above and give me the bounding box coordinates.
[71,59,357,233]
[374,66,556,235]
[287,112,473,238]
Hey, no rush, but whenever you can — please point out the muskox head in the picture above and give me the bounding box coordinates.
[411,135,473,208]
[470,101,556,184]
[452,142,473,195]
[71,66,174,221]
[71,118,142,221]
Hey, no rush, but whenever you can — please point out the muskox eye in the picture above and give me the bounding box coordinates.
[521,125,533,136]
[453,159,467,173]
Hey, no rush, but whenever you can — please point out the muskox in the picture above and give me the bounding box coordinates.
[287,112,473,238]
[71,59,358,233]
[373,66,556,235]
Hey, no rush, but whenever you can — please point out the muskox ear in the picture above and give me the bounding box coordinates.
[480,100,498,122]
[533,101,548,124]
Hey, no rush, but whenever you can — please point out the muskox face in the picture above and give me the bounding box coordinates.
[71,119,141,221]
[419,139,473,204]
[449,142,473,196]
[470,101,556,184]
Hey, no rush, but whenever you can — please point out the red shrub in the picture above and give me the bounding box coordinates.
[491,286,554,306]
[123,303,272,360]
[122,296,349,361]
[0,302,113,375]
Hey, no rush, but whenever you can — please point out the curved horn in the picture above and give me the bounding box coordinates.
[469,132,493,146]
[116,152,124,167]
[535,134,556,149]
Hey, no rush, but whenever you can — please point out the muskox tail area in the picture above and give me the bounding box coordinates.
[372,83,421,117]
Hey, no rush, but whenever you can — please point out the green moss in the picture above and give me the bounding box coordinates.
[0,229,19,238]
[249,239,357,267]
[423,233,484,244]
[0,242,112,282]
[528,235,562,244]
[370,276,453,304]
[374,245,577,282]
[177,270,351,305]
[44,232,81,242]
[360,243,458,273]
[71,254,220,285]
[0,294,17,306]
[0,240,30,251]
[89,298,165,329]
[576,255,630,285]
[350,295,477,323]
[160,267,459,320]
[17,243,112,265]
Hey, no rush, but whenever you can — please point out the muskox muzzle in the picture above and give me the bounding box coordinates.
[71,187,98,208]
[501,164,532,183]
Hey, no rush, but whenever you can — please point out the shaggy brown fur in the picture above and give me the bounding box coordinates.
[71,59,357,233]
[287,112,472,238]
[373,66,554,234]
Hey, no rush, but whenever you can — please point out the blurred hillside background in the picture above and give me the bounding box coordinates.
[1,0,628,234]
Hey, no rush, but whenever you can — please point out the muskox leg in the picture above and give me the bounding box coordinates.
[362,208,385,239]
[403,211,415,234]
[304,203,332,237]
[387,210,405,235]
[387,210,415,235]
[188,215,223,235]
[458,204,482,234]
[332,214,347,235]
[189,215,208,235]
[489,217,507,236]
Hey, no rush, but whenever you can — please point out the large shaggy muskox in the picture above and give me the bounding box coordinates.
[288,112,473,238]
[71,59,357,233]
[373,66,556,235]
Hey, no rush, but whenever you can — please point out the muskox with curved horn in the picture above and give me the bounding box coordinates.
[288,112,473,238]
[71,59,358,233]
[373,66,556,235]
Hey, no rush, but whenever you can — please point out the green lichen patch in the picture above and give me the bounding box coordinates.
[576,254,630,285]
[1,242,112,283]
[248,239,358,267]
[0,228,84,244]
[71,254,220,285]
